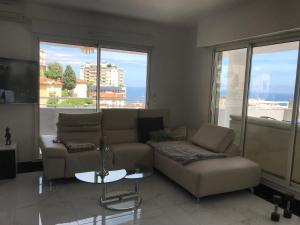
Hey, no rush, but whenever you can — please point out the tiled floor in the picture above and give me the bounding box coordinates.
[0,171,299,225]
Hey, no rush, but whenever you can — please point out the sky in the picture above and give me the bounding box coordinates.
[220,47,299,100]
[40,42,148,87]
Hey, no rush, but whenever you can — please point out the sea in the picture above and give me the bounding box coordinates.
[127,88,295,104]
[126,86,146,103]
[221,90,294,102]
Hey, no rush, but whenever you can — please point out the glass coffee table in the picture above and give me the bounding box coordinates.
[122,167,154,210]
[75,167,153,211]
[75,169,127,210]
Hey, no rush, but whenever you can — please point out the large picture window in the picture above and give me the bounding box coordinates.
[39,41,149,135]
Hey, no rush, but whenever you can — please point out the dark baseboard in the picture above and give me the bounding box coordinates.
[254,184,300,217]
[17,161,43,173]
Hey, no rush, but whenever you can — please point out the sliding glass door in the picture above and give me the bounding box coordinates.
[212,48,247,144]
[212,40,300,192]
[244,42,299,179]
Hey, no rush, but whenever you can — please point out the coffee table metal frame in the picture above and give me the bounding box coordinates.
[75,168,153,211]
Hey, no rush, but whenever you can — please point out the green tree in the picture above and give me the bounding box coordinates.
[62,65,77,95]
[45,62,63,80]
[87,82,94,98]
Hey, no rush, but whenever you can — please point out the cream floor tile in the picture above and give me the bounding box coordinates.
[0,171,299,225]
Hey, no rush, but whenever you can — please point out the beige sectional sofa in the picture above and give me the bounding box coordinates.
[40,109,261,198]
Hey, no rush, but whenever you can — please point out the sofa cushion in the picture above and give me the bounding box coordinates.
[102,109,138,130]
[154,152,261,197]
[57,112,101,126]
[171,126,187,141]
[190,124,235,153]
[102,109,139,144]
[103,129,138,144]
[64,149,113,178]
[57,112,102,146]
[110,143,153,170]
[138,117,164,143]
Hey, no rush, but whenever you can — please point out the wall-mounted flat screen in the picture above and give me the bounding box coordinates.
[0,57,38,103]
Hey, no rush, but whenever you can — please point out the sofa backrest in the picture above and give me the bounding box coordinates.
[102,108,171,144]
[56,112,102,146]
[102,109,139,144]
[190,124,235,153]
[56,109,171,145]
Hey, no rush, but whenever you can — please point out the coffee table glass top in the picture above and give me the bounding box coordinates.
[125,166,153,179]
[75,169,126,184]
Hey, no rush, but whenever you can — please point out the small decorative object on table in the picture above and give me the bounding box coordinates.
[5,127,11,145]
[97,136,110,177]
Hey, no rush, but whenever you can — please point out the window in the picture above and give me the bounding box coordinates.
[99,48,148,109]
[39,41,149,135]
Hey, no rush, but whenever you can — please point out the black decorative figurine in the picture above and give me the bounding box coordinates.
[5,127,11,145]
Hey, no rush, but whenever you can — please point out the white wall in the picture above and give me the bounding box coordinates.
[197,0,300,47]
[185,28,213,128]
[0,2,189,162]
[0,104,37,162]
[187,0,300,127]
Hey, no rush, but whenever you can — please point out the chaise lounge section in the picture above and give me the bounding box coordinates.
[154,124,261,198]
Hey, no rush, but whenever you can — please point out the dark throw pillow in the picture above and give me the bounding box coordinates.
[138,117,164,143]
[149,130,174,142]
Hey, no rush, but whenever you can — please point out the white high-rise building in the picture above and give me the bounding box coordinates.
[80,63,124,87]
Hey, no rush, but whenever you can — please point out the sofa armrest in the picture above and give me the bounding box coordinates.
[40,135,67,158]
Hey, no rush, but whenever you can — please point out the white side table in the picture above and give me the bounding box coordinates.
[0,143,17,179]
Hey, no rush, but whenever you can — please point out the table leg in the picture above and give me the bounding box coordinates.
[102,183,107,201]
[99,179,142,211]
[135,179,139,194]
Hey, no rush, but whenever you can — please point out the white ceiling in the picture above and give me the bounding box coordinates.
[26,0,251,26]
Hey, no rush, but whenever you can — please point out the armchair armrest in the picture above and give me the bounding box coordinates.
[40,135,67,158]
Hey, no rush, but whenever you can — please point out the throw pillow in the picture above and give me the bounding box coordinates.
[149,130,174,142]
[190,124,235,153]
[138,117,164,143]
[171,126,187,141]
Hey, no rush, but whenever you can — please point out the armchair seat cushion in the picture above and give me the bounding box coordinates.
[110,142,153,170]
